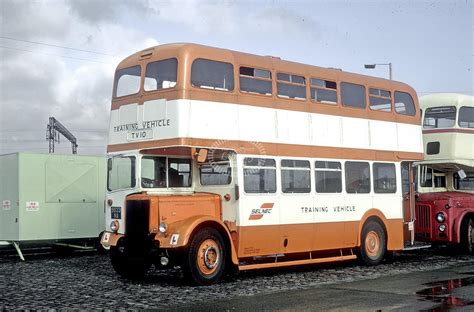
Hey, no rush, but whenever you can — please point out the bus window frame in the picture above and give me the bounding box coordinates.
[143,57,179,94]
[276,71,307,101]
[242,157,278,195]
[458,106,474,129]
[237,65,273,97]
[310,77,339,106]
[190,58,235,93]
[367,86,393,113]
[113,65,143,99]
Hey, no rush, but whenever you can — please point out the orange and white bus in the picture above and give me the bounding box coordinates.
[101,43,423,285]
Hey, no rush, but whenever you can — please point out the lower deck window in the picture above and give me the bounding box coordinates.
[315,161,342,193]
[345,161,370,193]
[373,163,396,193]
[243,158,276,193]
[281,160,310,193]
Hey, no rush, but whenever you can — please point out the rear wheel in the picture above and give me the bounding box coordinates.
[359,220,386,265]
[183,228,226,286]
[460,218,474,255]
[110,240,151,280]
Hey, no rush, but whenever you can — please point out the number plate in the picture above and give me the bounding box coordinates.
[111,206,121,219]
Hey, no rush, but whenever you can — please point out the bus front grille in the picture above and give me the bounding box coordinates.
[415,204,432,239]
[125,200,150,247]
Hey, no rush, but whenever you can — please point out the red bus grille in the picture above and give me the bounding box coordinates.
[415,204,432,239]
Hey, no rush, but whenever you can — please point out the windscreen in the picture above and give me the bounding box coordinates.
[423,106,456,129]
[114,66,141,97]
[107,156,136,191]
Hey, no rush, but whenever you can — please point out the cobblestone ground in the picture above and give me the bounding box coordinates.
[0,248,473,310]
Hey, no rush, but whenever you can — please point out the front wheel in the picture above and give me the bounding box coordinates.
[460,218,474,255]
[182,228,226,286]
[359,220,386,265]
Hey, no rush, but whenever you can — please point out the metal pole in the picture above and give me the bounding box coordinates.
[389,62,392,80]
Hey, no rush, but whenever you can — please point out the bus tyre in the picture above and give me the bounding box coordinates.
[360,220,386,266]
[183,228,226,286]
[110,244,151,280]
[461,218,474,255]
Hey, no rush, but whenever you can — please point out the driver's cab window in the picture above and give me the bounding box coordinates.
[199,155,232,186]
[141,156,166,188]
[168,158,192,187]
[141,156,191,188]
[420,167,446,189]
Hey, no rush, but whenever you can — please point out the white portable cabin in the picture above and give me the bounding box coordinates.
[0,152,106,259]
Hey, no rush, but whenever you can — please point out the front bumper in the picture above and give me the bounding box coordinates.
[100,231,123,248]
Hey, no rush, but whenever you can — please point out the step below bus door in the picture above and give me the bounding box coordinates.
[401,162,415,246]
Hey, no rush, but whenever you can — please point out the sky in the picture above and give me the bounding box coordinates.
[0,0,472,156]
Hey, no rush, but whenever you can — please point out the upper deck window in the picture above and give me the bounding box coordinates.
[310,78,337,104]
[191,59,234,91]
[277,73,306,100]
[144,58,177,91]
[458,106,474,128]
[369,88,392,112]
[239,66,272,96]
[394,91,416,116]
[423,106,456,129]
[114,65,141,98]
[341,82,366,109]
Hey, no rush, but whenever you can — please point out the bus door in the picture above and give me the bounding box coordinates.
[401,162,415,245]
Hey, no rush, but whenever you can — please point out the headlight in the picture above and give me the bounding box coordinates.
[439,224,446,232]
[110,220,120,232]
[159,222,168,234]
[436,213,446,223]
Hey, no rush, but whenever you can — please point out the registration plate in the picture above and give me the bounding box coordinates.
[111,206,121,219]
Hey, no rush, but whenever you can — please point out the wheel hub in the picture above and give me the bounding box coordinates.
[204,246,218,269]
[197,239,220,275]
[366,230,381,258]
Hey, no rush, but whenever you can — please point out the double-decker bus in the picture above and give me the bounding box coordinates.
[415,93,474,253]
[100,43,423,285]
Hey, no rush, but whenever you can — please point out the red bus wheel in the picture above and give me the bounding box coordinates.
[461,218,474,255]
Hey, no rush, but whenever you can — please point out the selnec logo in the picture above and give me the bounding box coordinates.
[249,203,274,220]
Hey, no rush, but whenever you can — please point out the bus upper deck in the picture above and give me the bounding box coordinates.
[108,43,422,160]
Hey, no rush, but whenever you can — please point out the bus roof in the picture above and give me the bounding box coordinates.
[116,42,415,93]
[420,93,474,110]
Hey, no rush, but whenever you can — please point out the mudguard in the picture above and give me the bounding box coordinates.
[155,215,239,265]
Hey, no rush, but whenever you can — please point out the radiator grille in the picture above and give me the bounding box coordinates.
[415,204,432,238]
[125,199,150,251]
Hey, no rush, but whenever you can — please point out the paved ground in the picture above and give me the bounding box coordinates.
[0,247,473,310]
[175,263,474,311]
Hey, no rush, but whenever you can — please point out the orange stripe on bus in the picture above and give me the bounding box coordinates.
[107,137,424,162]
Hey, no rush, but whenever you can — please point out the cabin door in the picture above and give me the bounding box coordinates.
[401,162,415,245]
